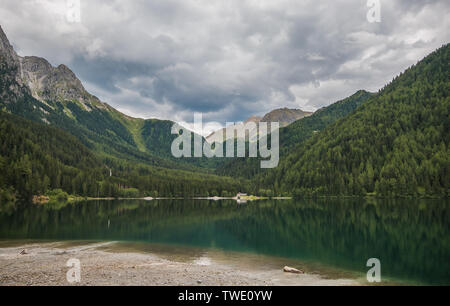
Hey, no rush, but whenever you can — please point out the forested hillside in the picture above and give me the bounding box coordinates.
[0,112,248,202]
[0,63,210,172]
[216,90,373,179]
[263,44,450,197]
[1,23,448,201]
[0,111,101,201]
[0,25,217,172]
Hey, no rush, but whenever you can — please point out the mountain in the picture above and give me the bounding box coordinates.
[2,24,448,200]
[206,108,312,143]
[205,115,261,143]
[0,25,250,201]
[261,108,313,127]
[0,25,211,171]
[263,44,450,197]
[0,111,246,202]
[245,115,263,123]
[216,90,373,179]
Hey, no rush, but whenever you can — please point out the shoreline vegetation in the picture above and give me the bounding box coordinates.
[30,191,446,206]
[35,195,279,205]
[0,241,360,286]
[34,194,448,206]
[28,190,447,206]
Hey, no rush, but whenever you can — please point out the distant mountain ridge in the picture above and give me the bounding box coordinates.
[261,108,313,126]
[206,107,312,143]
[215,90,374,178]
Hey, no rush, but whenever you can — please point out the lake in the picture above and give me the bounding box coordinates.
[0,198,449,285]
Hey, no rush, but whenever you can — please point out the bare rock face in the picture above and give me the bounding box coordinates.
[205,108,313,143]
[0,25,19,68]
[0,25,103,110]
[261,108,313,127]
[19,56,53,98]
[20,56,96,106]
[0,25,30,102]
[244,115,262,124]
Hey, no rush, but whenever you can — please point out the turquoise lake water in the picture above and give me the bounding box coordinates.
[0,198,449,285]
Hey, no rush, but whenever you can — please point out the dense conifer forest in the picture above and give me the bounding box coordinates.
[261,44,449,197]
[0,33,448,202]
[0,112,247,202]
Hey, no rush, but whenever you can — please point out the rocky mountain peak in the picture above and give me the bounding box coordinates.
[206,108,314,143]
[0,25,14,54]
[244,115,262,124]
[19,55,92,104]
[0,25,102,108]
[21,56,53,75]
[261,108,313,127]
[0,25,19,69]
[56,64,78,79]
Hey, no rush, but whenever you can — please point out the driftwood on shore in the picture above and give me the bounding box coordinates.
[283,266,304,274]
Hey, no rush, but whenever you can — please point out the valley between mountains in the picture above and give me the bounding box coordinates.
[0,24,448,202]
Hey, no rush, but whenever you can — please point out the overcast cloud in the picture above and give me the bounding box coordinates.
[0,0,449,132]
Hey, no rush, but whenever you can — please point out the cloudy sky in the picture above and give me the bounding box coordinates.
[0,0,449,133]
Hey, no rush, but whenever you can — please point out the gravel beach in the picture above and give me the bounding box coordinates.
[0,241,359,286]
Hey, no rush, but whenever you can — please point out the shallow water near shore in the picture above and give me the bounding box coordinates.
[1,198,449,285]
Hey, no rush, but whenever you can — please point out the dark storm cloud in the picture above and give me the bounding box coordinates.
[71,57,155,93]
[0,0,449,127]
